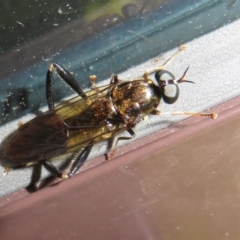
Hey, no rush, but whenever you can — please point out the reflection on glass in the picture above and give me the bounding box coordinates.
[0,0,239,125]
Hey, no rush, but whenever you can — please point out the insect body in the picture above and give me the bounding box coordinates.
[4,47,217,179]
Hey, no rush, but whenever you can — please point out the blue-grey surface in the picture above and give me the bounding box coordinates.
[0,0,239,124]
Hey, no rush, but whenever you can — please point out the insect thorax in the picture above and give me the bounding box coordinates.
[111,80,160,126]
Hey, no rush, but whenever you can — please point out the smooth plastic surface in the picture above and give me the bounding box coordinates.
[1,95,240,239]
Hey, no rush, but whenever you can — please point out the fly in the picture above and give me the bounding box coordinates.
[3,46,217,179]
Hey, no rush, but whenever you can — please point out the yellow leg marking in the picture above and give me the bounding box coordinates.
[18,121,24,127]
[144,45,186,80]
[158,111,217,119]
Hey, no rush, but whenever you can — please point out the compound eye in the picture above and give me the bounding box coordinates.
[162,84,179,104]
[155,70,179,104]
[155,70,175,82]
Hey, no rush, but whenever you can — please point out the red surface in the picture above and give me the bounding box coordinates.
[1,97,240,239]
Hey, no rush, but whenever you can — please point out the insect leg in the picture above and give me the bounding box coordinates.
[144,45,186,79]
[111,74,120,84]
[42,143,93,178]
[46,67,55,110]
[163,111,217,119]
[89,75,97,89]
[67,143,93,178]
[42,160,63,178]
[107,128,135,160]
[46,63,87,110]
[150,109,217,119]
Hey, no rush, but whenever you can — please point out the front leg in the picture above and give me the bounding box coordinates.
[107,128,135,160]
[143,45,186,80]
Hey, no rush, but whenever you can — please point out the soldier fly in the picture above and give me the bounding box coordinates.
[4,46,217,179]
